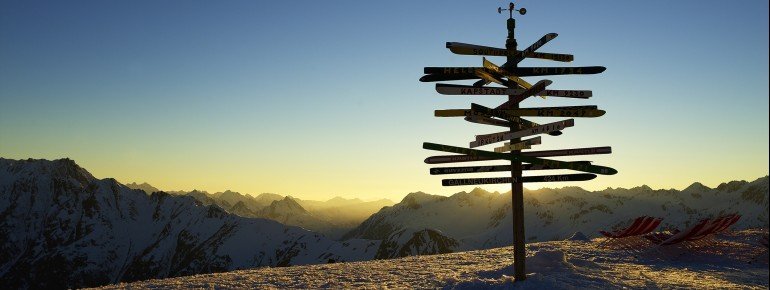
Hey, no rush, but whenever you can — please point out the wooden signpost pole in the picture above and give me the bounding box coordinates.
[419,1,616,283]
[505,14,527,282]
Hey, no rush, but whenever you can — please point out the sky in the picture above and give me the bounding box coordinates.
[1,0,768,201]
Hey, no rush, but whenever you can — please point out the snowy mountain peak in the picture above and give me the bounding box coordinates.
[684,182,711,192]
[716,180,749,192]
[264,196,309,216]
[124,182,161,194]
[217,189,250,202]
[375,228,459,259]
[468,187,493,196]
[188,189,209,195]
[220,189,235,194]
[326,196,364,205]
[400,192,443,209]
[255,192,284,204]
[2,158,96,185]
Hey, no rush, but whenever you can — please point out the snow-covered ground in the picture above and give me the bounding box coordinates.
[96,229,768,289]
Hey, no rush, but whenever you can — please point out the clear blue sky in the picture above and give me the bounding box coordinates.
[1,0,768,200]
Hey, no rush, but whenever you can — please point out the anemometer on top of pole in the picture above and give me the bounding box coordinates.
[498,2,526,18]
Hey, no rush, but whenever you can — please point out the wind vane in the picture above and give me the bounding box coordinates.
[419,1,616,282]
[498,2,526,18]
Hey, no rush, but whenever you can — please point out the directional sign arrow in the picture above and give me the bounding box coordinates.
[514,66,606,76]
[441,106,604,118]
[424,154,497,164]
[464,116,564,137]
[420,67,604,83]
[529,51,574,62]
[436,108,543,131]
[443,177,512,186]
[521,147,612,158]
[498,80,552,108]
[423,147,609,164]
[436,107,601,119]
[464,115,514,127]
[516,33,558,63]
[474,69,507,86]
[423,142,617,175]
[470,103,522,123]
[506,107,605,118]
[424,67,481,75]
[446,42,517,57]
[445,42,574,62]
[424,66,604,77]
[441,173,597,186]
[435,84,592,98]
[494,136,542,152]
[420,73,478,82]
[429,161,593,175]
[483,58,531,89]
[440,84,515,95]
[471,119,574,148]
[431,164,513,175]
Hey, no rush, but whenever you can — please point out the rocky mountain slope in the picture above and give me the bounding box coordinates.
[375,228,459,259]
[345,177,769,250]
[256,197,342,237]
[0,158,380,289]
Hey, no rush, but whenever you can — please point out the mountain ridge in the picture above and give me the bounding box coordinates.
[345,176,769,251]
[0,158,381,289]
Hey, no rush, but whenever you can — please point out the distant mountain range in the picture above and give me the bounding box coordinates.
[1,157,767,289]
[0,158,381,289]
[344,178,769,250]
[124,183,394,240]
[123,182,161,195]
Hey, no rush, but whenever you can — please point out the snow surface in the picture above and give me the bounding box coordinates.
[95,229,768,289]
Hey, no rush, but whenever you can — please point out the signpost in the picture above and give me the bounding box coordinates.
[465,115,514,127]
[519,146,612,158]
[436,84,592,98]
[502,107,606,117]
[424,154,496,164]
[442,173,597,186]
[429,161,593,175]
[494,136,541,152]
[471,119,574,148]
[434,107,604,118]
[445,42,575,62]
[419,1,616,282]
[423,66,604,77]
[423,142,617,175]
